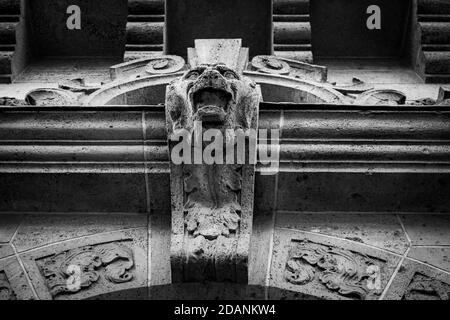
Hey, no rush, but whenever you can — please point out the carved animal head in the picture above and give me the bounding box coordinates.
[166,63,260,134]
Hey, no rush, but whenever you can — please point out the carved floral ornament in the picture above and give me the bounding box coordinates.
[37,243,134,298]
[284,239,384,300]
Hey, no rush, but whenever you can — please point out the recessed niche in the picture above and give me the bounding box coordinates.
[311,0,411,59]
[165,0,273,58]
[28,0,128,58]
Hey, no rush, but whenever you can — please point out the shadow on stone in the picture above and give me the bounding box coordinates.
[87,284,322,300]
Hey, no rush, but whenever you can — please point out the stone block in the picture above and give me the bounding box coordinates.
[269,229,400,300]
[0,256,35,300]
[0,214,22,243]
[0,244,14,259]
[165,0,273,58]
[13,214,147,253]
[311,0,410,57]
[29,0,128,57]
[276,172,450,213]
[399,215,450,246]
[150,283,265,300]
[0,173,148,214]
[275,213,409,254]
[20,229,148,300]
[408,247,450,272]
[384,259,450,300]
[249,189,275,287]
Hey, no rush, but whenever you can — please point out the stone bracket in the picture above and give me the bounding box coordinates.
[166,39,260,283]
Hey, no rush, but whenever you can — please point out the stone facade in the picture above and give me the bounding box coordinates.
[0,0,449,300]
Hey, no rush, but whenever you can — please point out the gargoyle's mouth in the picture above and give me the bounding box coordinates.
[192,88,232,123]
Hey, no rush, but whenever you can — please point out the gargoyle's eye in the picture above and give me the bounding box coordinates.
[223,71,238,80]
[186,71,200,80]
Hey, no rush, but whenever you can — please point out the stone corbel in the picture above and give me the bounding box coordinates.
[165,39,261,283]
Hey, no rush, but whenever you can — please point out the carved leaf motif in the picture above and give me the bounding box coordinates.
[37,243,134,298]
[285,259,315,285]
[285,240,383,300]
[97,244,134,283]
[183,165,242,240]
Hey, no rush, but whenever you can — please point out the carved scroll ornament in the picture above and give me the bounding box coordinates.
[285,240,384,300]
[37,243,134,298]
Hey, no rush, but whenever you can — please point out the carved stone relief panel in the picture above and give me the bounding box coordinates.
[270,230,401,300]
[284,239,385,300]
[384,259,450,300]
[250,55,327,83]
[36,243,135,298]
[20,230,147,300]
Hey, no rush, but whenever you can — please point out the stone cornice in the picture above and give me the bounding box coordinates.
[0,104,449,173]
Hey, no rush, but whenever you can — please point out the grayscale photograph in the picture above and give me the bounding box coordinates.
[0,0,448,311]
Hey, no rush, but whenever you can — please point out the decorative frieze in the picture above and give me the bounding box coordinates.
[36,243,135,298]
[20,231,147,300]
[284,239,384,300]
[270,230,400,300]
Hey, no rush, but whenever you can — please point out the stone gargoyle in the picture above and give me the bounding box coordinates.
[165,40,261,283]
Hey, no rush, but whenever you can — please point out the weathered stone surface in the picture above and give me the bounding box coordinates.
[418,0,450,14]
[13,214,147,253]
[20,229,147,300]
[276,213,409,254]
[400,215,450,246]
[0,256,35,300]
[270,230,400,300]
[151,283,265,300]
[110,55,185,80]
[354,89,406,105]
[423,51,450,75]
[248,211,273,288]
[420,22,450,45]
[414,1,450,83]
[0,214,22,243]
[126,22,163,45]
[408,247,450,272]
[29,0,128,57]
[276,172,450,213]
[165,0,272,58]
[0,173,149,214]
[384,259,450,300]
[251,55,327,82]
[274,22,311,45]
[128,0,164,15]
[166,40,260,283]
[0,0,26,84]
[311,0,410,57]
[0,244,14,259]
